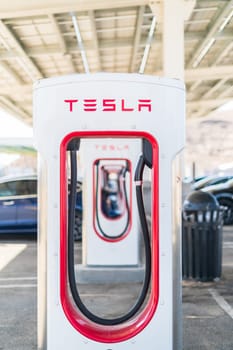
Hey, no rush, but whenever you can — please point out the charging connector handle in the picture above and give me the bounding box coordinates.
[142,138,153,169]
[67,138,80,151]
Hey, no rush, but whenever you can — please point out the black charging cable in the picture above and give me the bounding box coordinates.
[67,138,152,325]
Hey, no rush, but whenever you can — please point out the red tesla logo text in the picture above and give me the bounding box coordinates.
[95,144,129,151]
[64,99,152,112]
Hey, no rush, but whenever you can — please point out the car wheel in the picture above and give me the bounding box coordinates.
[74,211,82,241]
[218,198,233,225]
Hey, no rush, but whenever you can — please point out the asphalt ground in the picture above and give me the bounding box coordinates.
[0,234,37,350]
[183,225,233,350]
[0,227,232,350]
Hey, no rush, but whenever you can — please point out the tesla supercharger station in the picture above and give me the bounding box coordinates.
[80,138,141,271]
[34,73,185,350]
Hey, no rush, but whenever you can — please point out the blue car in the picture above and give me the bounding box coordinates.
[0,175,37,234]
[0,175,82,240]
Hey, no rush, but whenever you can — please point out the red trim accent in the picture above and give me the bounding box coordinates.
[93,158,132,243]
[60,130,159,343]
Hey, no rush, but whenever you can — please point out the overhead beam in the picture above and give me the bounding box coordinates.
[187,104,225,119]
[187,2,233,92]
[56,28,231,42]
[187,0,233,68]
[218,84,233,98]
[0,20,44,80]
[202,78,228,99]
[0,96,31,121]
[48,14,67,53]
[88,10,101,71]
[187,96,230,122]
[149,0,197,22]
[0,28,231,61]
[0,61,23,84]
[0,37,160,60]
[184,0,196,21]
[0,0,151,19]
[211,40,233,66]
[187,108,209,119]
[0,84,32,95]
[0,0,198,20]
[185,65,233,82]
[188,39,233,93]
[1,53,229,84]
[129,5,145,72]
[187,97,232,109]
[48,14,76,72]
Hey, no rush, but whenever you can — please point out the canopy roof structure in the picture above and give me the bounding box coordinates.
[0,0,232,124]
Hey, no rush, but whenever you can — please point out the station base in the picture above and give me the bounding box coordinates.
[75,265,144,284]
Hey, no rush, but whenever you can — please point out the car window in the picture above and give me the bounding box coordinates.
[26,180,37,195]
[15,180,37,196]
[212,178,228,185]
[0,179,37,197]
[0,181,16,197]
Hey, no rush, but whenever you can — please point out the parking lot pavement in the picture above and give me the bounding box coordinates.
[0,235,36,350]
[183,226,233,350]
[0,227,232,350]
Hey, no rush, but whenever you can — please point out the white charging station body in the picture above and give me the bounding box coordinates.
[34,73,185,350]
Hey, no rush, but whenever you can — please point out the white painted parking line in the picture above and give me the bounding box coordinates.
[0,276,37,281]
[209,288,233,320]
[74,246,82,250]
[223,242,233,249]
[0,284,36,289]
[0,244,27,271]
[185,315,215,319]
[222,263,233,267]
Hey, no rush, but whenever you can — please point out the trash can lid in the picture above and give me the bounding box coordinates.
[183,190,219,211]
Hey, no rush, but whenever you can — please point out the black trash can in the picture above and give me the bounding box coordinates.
[182,191,223,282]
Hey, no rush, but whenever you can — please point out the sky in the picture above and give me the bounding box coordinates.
[217,100,233,112]
[0,109,33,138]
[0,110,35,176]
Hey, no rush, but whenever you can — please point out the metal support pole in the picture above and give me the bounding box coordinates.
[163,0,185,80]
